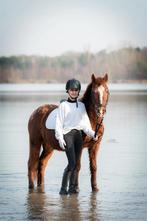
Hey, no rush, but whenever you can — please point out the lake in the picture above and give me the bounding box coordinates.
[0,84,147,220]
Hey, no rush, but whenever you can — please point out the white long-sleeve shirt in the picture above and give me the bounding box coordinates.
[55,100,95,141]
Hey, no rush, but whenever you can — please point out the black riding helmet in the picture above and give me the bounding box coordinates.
[66,79,81,92]
[66,79,81,108]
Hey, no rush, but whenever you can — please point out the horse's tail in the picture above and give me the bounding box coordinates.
[28,107,43,188]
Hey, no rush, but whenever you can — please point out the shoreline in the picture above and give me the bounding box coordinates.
[0,83,147,94]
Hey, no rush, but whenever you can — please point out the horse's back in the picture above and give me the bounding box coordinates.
[29,104,57,124]
[28,104,57,143]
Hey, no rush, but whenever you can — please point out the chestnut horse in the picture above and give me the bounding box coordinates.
[28,73,109,191]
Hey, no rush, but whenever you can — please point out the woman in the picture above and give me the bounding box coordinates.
[55,79,97,195]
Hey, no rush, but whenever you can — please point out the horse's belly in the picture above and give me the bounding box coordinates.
[45,108,58,129]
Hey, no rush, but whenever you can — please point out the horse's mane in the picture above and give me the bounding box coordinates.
[80,82,92,107]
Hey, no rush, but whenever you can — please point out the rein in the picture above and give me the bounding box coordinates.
[94,105,105,138]
[94,117,103,138]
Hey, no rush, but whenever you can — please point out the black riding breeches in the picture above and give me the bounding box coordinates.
[64,129,83,171]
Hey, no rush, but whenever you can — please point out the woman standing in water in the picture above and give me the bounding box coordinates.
[55,79,97,195]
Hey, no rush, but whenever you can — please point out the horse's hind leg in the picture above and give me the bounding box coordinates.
[28,142,41,189]
[37,148,54,187]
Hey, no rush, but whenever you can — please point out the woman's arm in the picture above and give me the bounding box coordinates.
[55,103,65,144]
[81,105,96,139]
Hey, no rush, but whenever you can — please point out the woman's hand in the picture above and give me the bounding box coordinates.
[59,138,66,150]
[93,135,98,141]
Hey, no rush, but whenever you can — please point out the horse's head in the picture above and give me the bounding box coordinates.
[91,73,109,118]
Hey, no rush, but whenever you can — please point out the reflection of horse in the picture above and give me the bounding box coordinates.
[28,73,109,191]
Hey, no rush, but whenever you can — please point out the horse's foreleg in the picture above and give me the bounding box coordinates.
[88,143,100,192]
[37,149,54,187]
[28,143,41,189]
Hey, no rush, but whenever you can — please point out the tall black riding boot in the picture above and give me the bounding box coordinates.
[59,168,71,195]
[68,170,79,194]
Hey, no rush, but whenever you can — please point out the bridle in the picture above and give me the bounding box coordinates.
[91,85,109,138]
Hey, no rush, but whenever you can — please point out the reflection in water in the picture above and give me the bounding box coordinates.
[88,193,101,221]
[59,195,81,221]
[26,189,101,221]
[27,188,47,220]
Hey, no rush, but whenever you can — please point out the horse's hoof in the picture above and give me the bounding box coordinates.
[29,185,34,189]
[92,186,99,192]
[29,184,34,189]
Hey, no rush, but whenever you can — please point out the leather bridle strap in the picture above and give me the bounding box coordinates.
[94,117,103,138]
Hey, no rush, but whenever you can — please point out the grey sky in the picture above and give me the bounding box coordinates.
[0,0,147,56]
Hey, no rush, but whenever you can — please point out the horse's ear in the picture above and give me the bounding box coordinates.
[103,73,108,82]
[91,73,96,82]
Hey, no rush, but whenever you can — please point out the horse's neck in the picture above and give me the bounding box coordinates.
[85,102,97,126]
[81,94,97,127]
[81,83,106,128]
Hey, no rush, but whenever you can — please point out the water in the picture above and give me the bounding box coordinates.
[0,83,147,93]
[0,87,147,220]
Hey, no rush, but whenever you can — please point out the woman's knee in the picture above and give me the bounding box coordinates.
[68,163,76,171]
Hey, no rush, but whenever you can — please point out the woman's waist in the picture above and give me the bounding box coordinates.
[63,126,83,134]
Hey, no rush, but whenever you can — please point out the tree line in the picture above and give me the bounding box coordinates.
[0,47,147,83]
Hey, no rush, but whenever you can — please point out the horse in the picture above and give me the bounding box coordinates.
[28,73,109,191]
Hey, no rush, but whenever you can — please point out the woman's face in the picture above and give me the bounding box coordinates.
[68,89,79,99]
